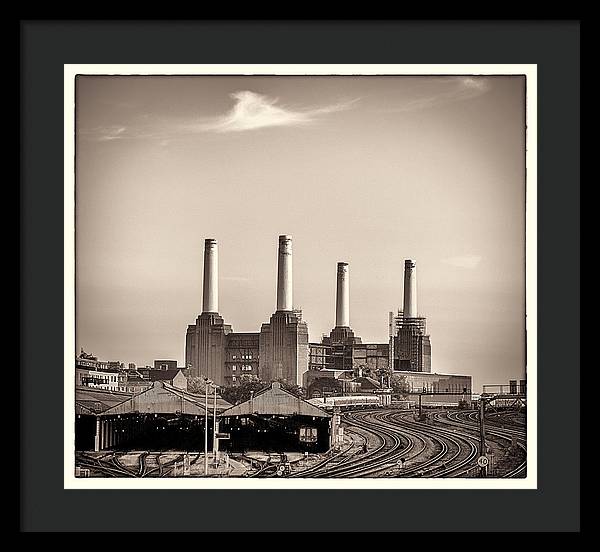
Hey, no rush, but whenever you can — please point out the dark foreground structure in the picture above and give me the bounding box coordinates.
[75,382,231,452]
[219,382,332,453]
[75,381,332,454]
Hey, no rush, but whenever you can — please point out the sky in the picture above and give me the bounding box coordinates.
[75,75,526,392]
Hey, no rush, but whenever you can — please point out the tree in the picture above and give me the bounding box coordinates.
[221,380,268,405]
[187,376,205,394]
[219,378,306,405]
[390,374,410,398]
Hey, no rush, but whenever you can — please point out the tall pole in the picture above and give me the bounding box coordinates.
[204,380,209,476]
[479,398,487,477]
[213,385,218,464]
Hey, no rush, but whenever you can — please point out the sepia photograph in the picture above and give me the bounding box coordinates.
[66,65,535,488]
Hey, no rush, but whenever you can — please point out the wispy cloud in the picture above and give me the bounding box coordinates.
[81,91,359,143]
[389,77,491,113]
[94,126,128,141]
[80,124,158,142]
[191,91,358,133]
[442,255,482,269]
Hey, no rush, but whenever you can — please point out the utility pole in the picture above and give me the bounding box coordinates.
[479,397,488,477]
[204,378,211,476]
[212,384,218,466]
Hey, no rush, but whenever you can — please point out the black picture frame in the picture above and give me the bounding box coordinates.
[20,20,580,532]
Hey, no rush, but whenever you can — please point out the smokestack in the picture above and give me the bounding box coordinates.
[403,259,417,318]
[335,262,350,327]
[202,238,218,313]
[276,235,293,311]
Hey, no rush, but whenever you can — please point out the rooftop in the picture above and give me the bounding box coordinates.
[147,369,185,382]
[100,381,232,417]
[75,386,132,415]
[222,382,330,418]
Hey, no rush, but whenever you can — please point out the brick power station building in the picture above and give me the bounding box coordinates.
[306,259,431,377]
[185,235,437,390]
[185,236,309,387]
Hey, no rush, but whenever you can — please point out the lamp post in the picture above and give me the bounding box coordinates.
[204,378,212,476]
[212,383,218,466]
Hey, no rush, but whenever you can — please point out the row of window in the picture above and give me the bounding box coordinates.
[231,365,253,371]
[82,376,114,385]
[231,354,253,360]
[409,383,469,393]
[228,374,259,383]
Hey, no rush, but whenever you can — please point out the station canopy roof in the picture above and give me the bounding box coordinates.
[100,381,231,417]
[222,382,330,418]
[75,386,133,415]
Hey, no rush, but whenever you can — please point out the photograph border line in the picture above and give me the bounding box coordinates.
[64,63,537,490]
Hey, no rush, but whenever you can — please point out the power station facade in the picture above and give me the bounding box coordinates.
[388,260,432,372]
[307,258,431,377]
[185,236,431,388]
[185,236,308,387]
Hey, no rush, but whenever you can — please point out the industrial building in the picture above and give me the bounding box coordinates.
[185,235,309,387]
[387,261,431,371]
[76,381,333,455]
[305,258,432,385]
[218,382,332,453]
[75,381,231,452]
[184,236,443,394]
[300,258,471,406]
[74,240,475,459]
[75,386,133,450]
[396,371,472,407]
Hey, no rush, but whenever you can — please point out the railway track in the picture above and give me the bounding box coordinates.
[291,407,526,479]
[387,412,480,477]
[75,451,189,478]
[442,410,527,477]
[306,411,407,478]
[76,452,137,478]
[288,429,366,477]
[294,410,441,478]
[74,409,526,479]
